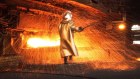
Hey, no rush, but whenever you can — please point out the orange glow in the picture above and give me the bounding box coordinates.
[13,0,138,71]
[136,58,140,61]
[118,24,126,30]
[27,37,60,48]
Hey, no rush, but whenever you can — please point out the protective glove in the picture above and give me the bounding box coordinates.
[78,27,84,32]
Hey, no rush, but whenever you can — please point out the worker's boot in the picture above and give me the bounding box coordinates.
[69,55,73,61]
[64,56,68,64]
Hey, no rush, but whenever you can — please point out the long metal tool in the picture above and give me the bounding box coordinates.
[83,22,99,30]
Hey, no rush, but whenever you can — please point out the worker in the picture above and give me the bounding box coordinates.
[59,11,84,64]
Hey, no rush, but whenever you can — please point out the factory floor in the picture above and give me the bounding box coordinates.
[0,55,140,79]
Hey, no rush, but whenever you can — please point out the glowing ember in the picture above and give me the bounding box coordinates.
[27,37,60,48]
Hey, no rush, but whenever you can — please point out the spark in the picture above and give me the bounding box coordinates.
[11,0,138,71]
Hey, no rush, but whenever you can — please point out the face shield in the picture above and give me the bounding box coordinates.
[63,11,72,21]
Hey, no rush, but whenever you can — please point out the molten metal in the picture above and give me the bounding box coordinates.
[27,37,60,48]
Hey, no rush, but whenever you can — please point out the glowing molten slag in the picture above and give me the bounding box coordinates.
[27,37,60,48]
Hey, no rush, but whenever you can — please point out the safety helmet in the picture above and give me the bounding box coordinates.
[63,11,72,21]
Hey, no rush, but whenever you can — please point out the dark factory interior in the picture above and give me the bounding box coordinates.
[0,0,140,79]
